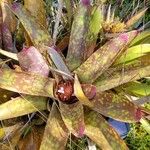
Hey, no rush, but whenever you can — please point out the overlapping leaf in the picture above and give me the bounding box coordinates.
[40,104,69,150]
[114,44,150,65]
[59,102,85,137]
[91,89,142,122]
[24,0,47,28]
[0,68,55,97]
[95,64,150,91]
[66,1,91,70]
[125,8,147,28]
[130,29,150,46]
[120,81,150,97]
[85,110,128,150]
[9,3,52,49]
[17,46,49,76]
[75,30,138,83]
[0,95,47,120]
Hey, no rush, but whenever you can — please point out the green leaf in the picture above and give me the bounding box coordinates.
[114,44,150,65]
[84,5,103,59]
[40,103,69,150]
[85,110,128,150]
[121,81,150,97]
[0,95,47,120]
[91,89,142,122]
[59,101,85,137]
[94,64,150,91]
[75,30,138,83]
[9,3,52,49]
[140,118,150,134]
[0,68,55,97]
[130,29,150,46]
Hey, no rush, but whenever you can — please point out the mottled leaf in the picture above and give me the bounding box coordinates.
[1,0,17,52]
[66,1,91,70]
[0,68,55,97]
[9,3,52,49]
[81,84,96,100]
[1,24,14,52]
[24,0,47,28]
[40,103,69,150]
[0,95,47,120]
[59,101,85,137]
[74,74,93,107]
[95,64,150,91]
[85,5,103,59]
[75,30,138,83]
[85,110,128,150]
[1,0,17,33]
[91,89,143,122]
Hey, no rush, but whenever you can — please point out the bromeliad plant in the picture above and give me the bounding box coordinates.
[0,0,150,149]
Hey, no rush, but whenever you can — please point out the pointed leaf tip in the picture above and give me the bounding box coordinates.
[74,74,93,107]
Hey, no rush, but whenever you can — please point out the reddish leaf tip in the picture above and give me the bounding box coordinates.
[78,126,85,137]
[81,0,90,6]
[135,108,142,121]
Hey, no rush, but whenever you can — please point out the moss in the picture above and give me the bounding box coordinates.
[125,123,150,150]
